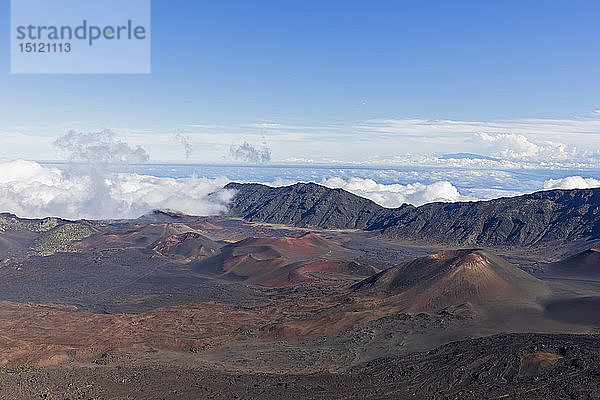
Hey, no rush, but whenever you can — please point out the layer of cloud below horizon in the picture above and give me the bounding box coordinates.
[0,158,598,219]
[0,159,234,219]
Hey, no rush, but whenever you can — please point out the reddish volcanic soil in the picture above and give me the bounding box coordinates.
[152,231,220,261]
[354,249,550,312]
[519,352,562,376]
[0,301,264,367]
[233,232,343,258]
[193,231,372,287]
[0,215,598,398]
[261,260,378,287]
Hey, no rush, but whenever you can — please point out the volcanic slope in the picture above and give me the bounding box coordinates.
[193,232,376,286]
[124,223,199,247]
[151,231,221,261]
[544,248,600,281]
[226,182,600,247]
[225,182,388,230]
[78,222,214,250]
[354,249,550,312]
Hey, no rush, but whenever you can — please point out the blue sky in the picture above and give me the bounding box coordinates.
[1,0,600,163]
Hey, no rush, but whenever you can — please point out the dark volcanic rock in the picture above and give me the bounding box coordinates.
[347,333,600,400]
[225,182,393,230]
[1,333,598,400]
[380,188,600,246]
[226,182,600,247]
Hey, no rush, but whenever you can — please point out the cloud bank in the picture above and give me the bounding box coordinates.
[319,177,462,207]
[474,132,571,160]
[543,176,600,190]
[54,129,149,164]
[2,159,599,220]
[0,159,234,220]
[265,177,464,208]
[0,130,467,219]
[0,130,232,220]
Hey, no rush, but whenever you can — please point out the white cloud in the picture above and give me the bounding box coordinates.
[248,176,464,207]
[319,177,462,207]
[0,159,233,219]
[474,132,571,160]
[174,133,194,159]
[357,116,600,166]
[54,129,149,164]
[543,176,600,190]
[229,141,272,164]
[0,160,463,218]
[4,157,599,220]
[475,132,539,158]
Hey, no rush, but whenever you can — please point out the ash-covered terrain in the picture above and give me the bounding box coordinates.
[0,183,599,399]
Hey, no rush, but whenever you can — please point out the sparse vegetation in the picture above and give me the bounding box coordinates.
[0,365,39,374]
[0,214,59,233]
[33,223,94,256]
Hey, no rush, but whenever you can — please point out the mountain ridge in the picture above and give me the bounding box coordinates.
[225,182,600,247]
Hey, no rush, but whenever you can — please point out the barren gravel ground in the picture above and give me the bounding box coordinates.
[1,334,599,400]
[0,216,599,399]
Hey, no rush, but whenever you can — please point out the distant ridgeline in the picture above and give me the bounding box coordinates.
[0,213,62,232]
[0,213,95,255]
[225,182,600,247]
